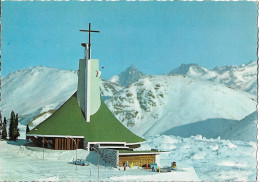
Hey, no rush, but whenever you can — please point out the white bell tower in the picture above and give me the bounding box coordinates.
[77,23,101,122]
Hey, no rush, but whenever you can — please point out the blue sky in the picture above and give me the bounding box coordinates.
[1,1,258,79]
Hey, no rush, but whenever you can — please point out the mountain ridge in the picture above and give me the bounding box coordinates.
[105,75,256,136]
[109,65,144,86]
[1,66,122,122]
[1,62,257,142]
[168,61,257,95]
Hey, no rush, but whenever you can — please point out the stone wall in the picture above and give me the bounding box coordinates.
[97,148,119,167]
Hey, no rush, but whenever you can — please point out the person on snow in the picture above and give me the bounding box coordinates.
[130,162,134,169]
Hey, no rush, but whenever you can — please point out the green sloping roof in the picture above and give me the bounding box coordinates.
[28,93,145,143]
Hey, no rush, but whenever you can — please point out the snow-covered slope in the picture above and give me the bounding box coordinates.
[1,66,77,120]
[163,111,257,142]
[109,65,144,86]
[2,64,257,140]
[1,66,122,124]
[105,75,256,136]
[220,111,257,142]
[212,61,257,95]
[169,61,257,95]
[100,79,124,97]
[163,118,237,139]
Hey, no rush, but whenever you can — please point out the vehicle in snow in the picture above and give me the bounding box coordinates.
[160,162,177,172]
[171,162,177,169]
[73,159,90,166]
[150,162,158,171]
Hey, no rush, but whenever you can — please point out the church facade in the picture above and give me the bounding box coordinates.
[27,24,161,167]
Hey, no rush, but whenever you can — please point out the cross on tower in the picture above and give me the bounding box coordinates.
[80,23,100,60]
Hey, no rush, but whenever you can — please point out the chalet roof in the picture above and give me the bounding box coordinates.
[27,93,145,144]
[118,149,165,155]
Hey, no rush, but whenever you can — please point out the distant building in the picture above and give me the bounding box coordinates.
[27,24,161,167]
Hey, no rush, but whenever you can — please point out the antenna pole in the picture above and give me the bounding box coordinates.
[89,23,91,59]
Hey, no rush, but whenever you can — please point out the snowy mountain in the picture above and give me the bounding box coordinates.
[109,65,144,86]
[100,79,124,97]
[169,63,208,76]
[1,66,77,122]
[212,61,257,95]
[169,61,257,95]
[0,64,257,181]
[1,63,257,142]
[1,66,122,124]
[105,75,256,136]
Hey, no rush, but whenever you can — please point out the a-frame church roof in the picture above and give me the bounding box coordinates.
[28,92,145,144]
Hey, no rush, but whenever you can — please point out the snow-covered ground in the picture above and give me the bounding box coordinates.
[0,134,256,181]
[0,139,199,181]
[1,129,256,181]
[142,135,256,181]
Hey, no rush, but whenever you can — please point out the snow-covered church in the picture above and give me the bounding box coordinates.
[27,24,161,167]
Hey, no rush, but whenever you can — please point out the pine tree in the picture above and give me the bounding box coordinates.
[13,113,20,141]
[0,112,2,136]
[2,117,7,140]
[9,111,16,140]
[26,125,30,140]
